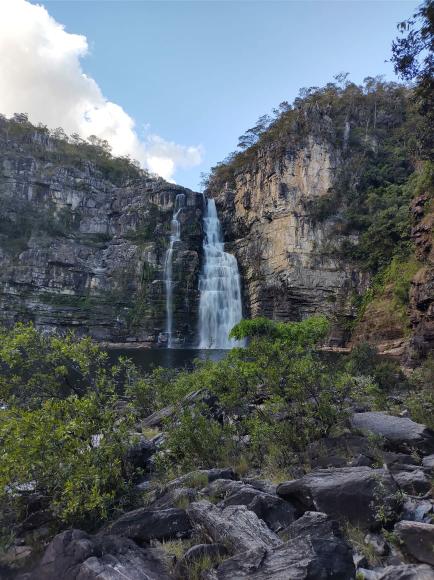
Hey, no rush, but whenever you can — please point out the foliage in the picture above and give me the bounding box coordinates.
[0,323,141,408]
[230,315,329,346]
[0,114,149,185]
[404,356,434,429]
[0,324,146,539]
[0,393,134,530]
[392,0,434,157]
[342,342,407,394]
[131,317,378,476]
[156,408,238,474]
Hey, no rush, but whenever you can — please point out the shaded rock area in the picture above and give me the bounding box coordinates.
[203,535,355,579]
[277,467,400,529]
[22,529,172,580]
[7,409,434,580]
[0,119,204,345]
[351,412,434,454]
[101,507,192,543]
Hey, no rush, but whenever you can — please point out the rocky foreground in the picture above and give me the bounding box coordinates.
[6,409,434,580]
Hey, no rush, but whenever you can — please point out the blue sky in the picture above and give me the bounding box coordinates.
[20,1,420,189]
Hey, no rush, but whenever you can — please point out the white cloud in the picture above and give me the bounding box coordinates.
[0,0,203,181]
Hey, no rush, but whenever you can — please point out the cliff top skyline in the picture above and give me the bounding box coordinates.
[1,0,419,189]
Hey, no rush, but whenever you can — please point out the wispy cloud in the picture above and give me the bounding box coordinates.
[0,0,203,181]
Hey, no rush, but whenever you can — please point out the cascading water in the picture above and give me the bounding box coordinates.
[164,193,185,348]
[198,197,244,349]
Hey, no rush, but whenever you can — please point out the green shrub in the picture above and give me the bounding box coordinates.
[156,409,238,474]
[0,394,134,530]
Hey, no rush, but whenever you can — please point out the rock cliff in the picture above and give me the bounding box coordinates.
[206,82,433,355]
[0,116,203,345]
[209,137,367,346]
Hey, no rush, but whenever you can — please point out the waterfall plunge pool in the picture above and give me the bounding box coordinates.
[107,348,229,373]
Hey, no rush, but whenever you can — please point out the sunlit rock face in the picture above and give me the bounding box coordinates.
[0,123,204,346]
[209,137,367,347]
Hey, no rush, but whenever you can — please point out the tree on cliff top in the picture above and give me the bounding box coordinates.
[392,0,433,157]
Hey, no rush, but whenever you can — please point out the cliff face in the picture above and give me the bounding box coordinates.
[408,192,434,362]
[206,81,433,358]
[0,121,203,345]
[210,138,367,346]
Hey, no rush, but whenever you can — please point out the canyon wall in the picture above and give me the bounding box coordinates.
[210,138,367,346]
[0,120,203,345]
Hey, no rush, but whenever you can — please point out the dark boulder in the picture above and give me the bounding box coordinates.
[204,534,355,579]
[284,511,344,540]
[187,500,282,553]
[218,485,297,532]
[394,521,434,566]
[422,454,434,471]
[306,434,375,469]
[401,498,433,523]
[102,507,192,543]
[277,467,400,529]
[378,564,434,579]
[125,436,157,470]
[28,529,171,580]
[351,412,434,453]
[393,469,432,495]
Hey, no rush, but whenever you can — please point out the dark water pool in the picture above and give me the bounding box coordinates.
[107,348,229,374]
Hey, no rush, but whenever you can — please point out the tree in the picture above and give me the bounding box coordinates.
[237,114,272,150]
[392,0,434,156]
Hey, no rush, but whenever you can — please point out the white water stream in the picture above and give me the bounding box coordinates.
[198,198,243,348]
[164,193,185,348]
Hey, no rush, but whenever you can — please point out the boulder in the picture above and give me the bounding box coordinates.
[306,434,375,469]
[164,469,236,495]
[401,498,433,523]
[242,479,277,495]
[351,412,434,453]
[277,467,400,529]
[203,479,244,499]
[141,405,175,429]
[378,564,434,579]
[203,534,355,579]
[394,521,434,565]
[381,452,421,472]
[284,511,343,541]
[422,454,434,471]
[187,500,282,553]
[393,469,432,495]
[126,436,157,470]
[218,485,297,532]
[147,487,198,510]
[174,543,228,579]
[102,507,192,543]
[29,529,171,580]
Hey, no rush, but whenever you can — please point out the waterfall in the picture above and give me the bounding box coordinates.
[164,193,185,348]
[198,197,244,349]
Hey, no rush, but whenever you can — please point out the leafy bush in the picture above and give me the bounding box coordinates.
[156,408,238,474]
[0,323,141,408]
[342,342,407,394]
[0,393,134,530]
[404,356,434,429]
[139,317,376,478]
